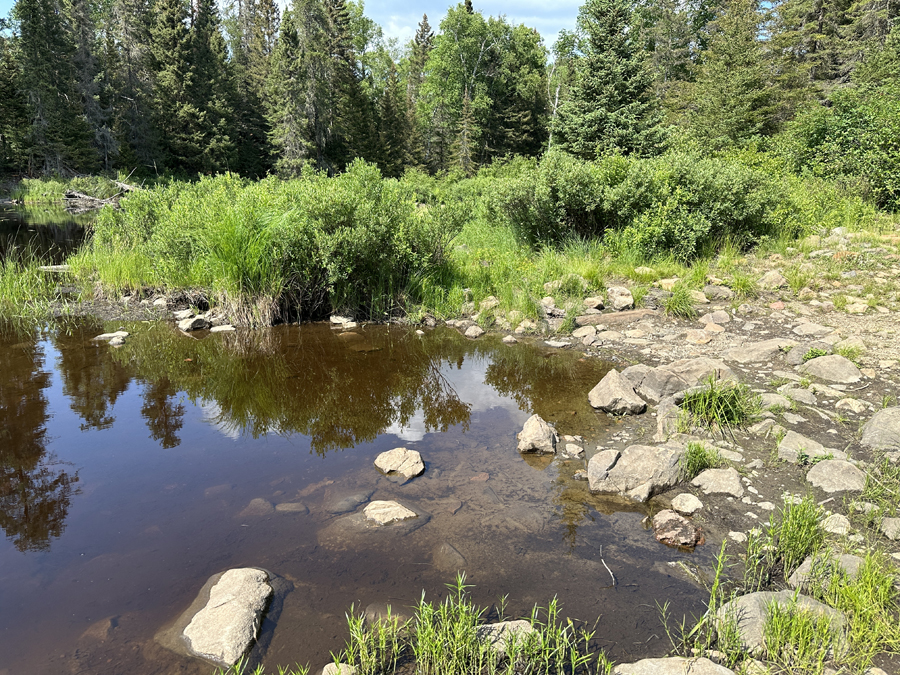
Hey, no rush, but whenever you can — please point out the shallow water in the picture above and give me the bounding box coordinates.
[0,320,709,674]
[0,205,89,263]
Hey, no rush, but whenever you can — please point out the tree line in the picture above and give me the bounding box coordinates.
[0,0,897,181]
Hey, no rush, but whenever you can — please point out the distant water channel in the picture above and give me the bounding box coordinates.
[0,204,89,263]
[0,318,711,674]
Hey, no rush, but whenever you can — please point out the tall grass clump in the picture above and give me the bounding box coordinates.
[678,377,761,434]
[0,250,63,324]
[744,496,825,591]
[75,162,468,325]
[11,175,127,202]
[680,442,725,480]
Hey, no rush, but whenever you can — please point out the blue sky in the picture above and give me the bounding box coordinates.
[0,0,580,46]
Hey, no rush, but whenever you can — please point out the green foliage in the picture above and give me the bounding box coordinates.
[679,376,762,431]
[802,347,829,362]
[0,249,64,325]
[680,441,725,480]
[77,163,466,324]
[484,149,796,259]
[553,0,665,157]
[744,496,825,591]
[662,283,698,319]
[762,599,836,674]
[781,83,900,209]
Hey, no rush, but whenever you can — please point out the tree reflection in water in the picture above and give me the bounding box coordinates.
[0,334,79,552]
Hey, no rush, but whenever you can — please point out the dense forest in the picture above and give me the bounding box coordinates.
[0,0,898,205]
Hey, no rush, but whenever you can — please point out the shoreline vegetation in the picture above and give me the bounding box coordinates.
[3,148,896,330]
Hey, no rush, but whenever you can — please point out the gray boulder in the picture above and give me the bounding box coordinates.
[516,414,558,454]
[861,407,900,451]
[664,357,735,386]
[671,493,703,515]
[178,316,211,332]
[183,568,273,666]
[799,355,862,384]
[788,553,863,590]
[759,393,791,410]
[587,443,684,502]
[374,447,425,480]
[724,338,797,364]
[691,467,744,498]
[880,517,900,540]
[615,657,735,675]
[588,369,647,415]
[698,310,731,325]
[792,322,833,338]
[806,460,865,493]
[476,620,536,653]
[703,285,734,301]
[716,590,846,654]
[652,509,703,548]
[777,430,845,464]
[607,286,634,311]
[785,342,832,366]
[758,270,788,290]
[636,368,691,404]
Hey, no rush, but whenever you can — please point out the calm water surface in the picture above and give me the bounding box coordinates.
[0,205,89,263]
[0,320,709,674]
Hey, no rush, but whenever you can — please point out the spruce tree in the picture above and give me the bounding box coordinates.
[149,0,202,172]
[14,0,96,173]
[689,0,779,147]
[376,61,407,178]
[0,23,28,172]
[190,0,237,172]
[405,14,433,168]
[451,90,477,176]
[553,0,664,158]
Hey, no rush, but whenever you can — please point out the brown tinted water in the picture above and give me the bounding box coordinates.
[0,205,89,263]
[0,320,709,674]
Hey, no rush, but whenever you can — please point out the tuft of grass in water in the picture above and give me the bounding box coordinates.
[802,347,829,362]
[0,249,68,325]
[744,496,825,591]
[662,283,698,319]
[214,658,310,675]
[679,376,761,433]
[680,441,726,480]
[762,598,836,675]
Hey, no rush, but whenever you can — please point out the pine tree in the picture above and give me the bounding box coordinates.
[0,23,28,172]
[451,89,477,176]
[553,0,665,158]
[190,0,237,172]
[376,61,407,177]
[405,14,433,168]
[108,0,157,171]
[149,0,202,172]
[689,0,779,147]
[14,0,96,173]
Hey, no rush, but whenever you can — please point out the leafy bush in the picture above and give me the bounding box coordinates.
[484,149,795,260]
[80,162,468,324]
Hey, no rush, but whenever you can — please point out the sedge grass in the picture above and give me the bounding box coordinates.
[678,377,762,435]
[680,442,726,480]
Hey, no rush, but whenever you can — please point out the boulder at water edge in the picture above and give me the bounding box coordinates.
[516,414,558,454]
[587,443,684,502]
[652,509,703,549]
[588,369,646,415]
[171,567,273,667]
[614,657,735,675]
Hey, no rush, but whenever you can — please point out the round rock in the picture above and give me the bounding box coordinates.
[374,447,425,480]
[671,493,703,515]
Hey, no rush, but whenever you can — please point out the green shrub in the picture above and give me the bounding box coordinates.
[802,348,829,362]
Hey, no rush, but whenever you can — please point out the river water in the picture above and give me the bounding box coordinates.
[0,206,709,675]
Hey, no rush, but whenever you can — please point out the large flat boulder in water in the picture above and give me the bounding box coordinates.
[587,443,684,502]
[182,568,273,666]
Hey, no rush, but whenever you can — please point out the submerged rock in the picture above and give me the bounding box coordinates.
[178,316,211,332]
[182,568,273,667]
[516,414,558,454]
[238,498,275,517]
[93,331,129,341]
[324,490,374,515]
[374,447,425,481]
[363,500,417,525]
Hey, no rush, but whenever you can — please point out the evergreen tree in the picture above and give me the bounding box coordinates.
[689,0,779,147]
[149,0,202,172]
[109,0,157,171]
[190,0,237,172]
[13,0,96,173]
[0,22,28,171]
[553,0,665,158]
[376,61,406,177]
[451,89,477,175]
[404,14,433,167]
